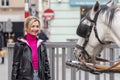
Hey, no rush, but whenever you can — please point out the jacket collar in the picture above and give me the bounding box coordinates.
[17,36,43,63]
[17,36,43,48]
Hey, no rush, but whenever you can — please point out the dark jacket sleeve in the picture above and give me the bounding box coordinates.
[43,44,51,80]
[0,34,4,50]
[11,42,22,80]
[0,36,2,50]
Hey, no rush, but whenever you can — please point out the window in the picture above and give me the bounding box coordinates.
[1,0,9,6]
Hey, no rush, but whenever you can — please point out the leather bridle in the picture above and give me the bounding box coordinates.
[76,8,111,62]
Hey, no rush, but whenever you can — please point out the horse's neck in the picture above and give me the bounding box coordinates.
[98,10,120,47]
[109,28,120,47]
[109,11,120,47]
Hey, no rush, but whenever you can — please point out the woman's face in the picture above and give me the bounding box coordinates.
[26,21,40,36]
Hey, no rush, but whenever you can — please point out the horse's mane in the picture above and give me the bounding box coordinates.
[100,5,117,25]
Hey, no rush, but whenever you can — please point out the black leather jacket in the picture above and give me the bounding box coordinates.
[11,37,51,80]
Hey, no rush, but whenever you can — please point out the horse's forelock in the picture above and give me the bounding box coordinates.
[99,5,116,25]
[80,4,117,26]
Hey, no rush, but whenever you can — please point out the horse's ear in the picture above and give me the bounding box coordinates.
[90,1,100,19]
[106,0,113,7]
[91,1,100,13]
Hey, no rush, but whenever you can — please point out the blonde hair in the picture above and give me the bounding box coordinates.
[24,16,40,34]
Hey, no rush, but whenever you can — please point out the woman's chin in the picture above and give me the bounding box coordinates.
[30,33,37,36]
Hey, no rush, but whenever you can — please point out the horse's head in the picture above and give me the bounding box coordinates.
[74,0,114,62]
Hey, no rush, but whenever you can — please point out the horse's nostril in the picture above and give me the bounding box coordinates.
[79,54,82,57]
[73,49,77,53]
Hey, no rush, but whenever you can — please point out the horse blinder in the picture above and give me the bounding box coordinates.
[76,23,92,38]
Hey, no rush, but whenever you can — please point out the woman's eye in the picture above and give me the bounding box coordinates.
[36,25,39,28]
[32,25,35,28]
[32,25,39,28]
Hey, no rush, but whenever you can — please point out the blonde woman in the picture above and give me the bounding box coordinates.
[11,16,51,80]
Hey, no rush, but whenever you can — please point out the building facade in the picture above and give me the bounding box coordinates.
[49,0,80,42]
[0,0,48,46]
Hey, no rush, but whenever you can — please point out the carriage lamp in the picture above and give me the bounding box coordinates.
[81,8,85,15]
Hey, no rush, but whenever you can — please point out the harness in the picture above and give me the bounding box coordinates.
[69,8,120,74]
[76,8,108,62]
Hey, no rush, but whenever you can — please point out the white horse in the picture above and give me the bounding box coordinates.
[71,0,120,74]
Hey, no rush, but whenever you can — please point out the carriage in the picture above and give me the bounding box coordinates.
[66,0,120,74]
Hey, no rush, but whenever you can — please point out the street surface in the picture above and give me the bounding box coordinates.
[0,48,8,80]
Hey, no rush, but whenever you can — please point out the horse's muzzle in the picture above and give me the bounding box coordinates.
[73,47,82,61]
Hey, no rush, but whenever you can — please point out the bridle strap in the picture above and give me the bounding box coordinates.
[87,8,111,45]
[77,10,102,62]
[76,44,92,62]
[88,9,106,45]
[94,26,111,44]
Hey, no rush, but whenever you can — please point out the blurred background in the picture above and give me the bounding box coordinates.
[1,0,120,46]
[1,0,120,80]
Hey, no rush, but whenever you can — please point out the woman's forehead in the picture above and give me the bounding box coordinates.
[29,20,40,26]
